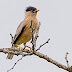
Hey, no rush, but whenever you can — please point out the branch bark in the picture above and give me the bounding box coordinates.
[34,51,69,71]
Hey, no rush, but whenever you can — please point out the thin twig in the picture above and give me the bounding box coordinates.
[7,56,23,72]
[30,20,35,53]
[10,33,14,45]
[7,53,33,72]
[10,34,13,41]
[65,52,70,67]
[36,38,50,51]
[33,22,41,48]
[34,22,41,40]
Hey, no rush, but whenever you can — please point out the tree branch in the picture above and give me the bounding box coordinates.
[65,52,70,67]
[36,38,50,51]
[30,20,35,53]
[34,51,69,71]
[7,56,23,72]
[7,52,32,72]
[0,48,31,55]
[33,22,41,48]
[0,21,72,72]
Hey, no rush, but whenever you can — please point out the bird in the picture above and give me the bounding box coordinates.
[7,6,39,59]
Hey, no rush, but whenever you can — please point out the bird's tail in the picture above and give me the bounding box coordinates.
[6,53,14,60]
[6,45,14,60]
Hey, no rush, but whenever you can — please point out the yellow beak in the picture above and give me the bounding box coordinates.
[36,9,39,12]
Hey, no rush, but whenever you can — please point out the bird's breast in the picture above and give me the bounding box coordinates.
[16,18,38,45]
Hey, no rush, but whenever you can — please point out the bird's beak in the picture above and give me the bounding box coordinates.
[32,9,39,13]
[36,9,39,12]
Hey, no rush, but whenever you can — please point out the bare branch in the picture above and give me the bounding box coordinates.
[0,48,31,55]
[34,22,41,41]
[33,22,41,48]
[30,20,35,53]
[65,52,70,67]
[34,51,69,71]
[7,56,23,72]
[0,21,72,72]
[36,38,50,51]
[10,34,13,41]
[7,52,33,72]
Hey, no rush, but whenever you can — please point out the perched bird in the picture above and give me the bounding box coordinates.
[7,6,39,59]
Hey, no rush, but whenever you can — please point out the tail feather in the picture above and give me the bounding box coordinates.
[6,53,14,60]
[6,44,14,60]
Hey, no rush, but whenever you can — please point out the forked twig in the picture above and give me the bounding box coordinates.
[7,56,23,72]
[36,38,50,51]
[7,53,33,72]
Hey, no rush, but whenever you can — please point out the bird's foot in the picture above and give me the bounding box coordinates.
[16,44,23,50]
[26,46,32,51]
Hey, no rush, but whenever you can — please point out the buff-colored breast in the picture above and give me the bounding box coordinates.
[16,17,38,45]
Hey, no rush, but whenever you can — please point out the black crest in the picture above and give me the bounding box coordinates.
[26,6,37,12]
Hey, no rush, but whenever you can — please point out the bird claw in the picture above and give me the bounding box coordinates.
[26,46,32,51]
[16,44,23,50]
[30,47,32,51]
[16,44,32,51]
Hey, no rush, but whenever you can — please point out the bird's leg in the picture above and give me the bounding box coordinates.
[24,43,32,51]
[23,43,26,50]
[26,46,32,51]
[16,44,23,50]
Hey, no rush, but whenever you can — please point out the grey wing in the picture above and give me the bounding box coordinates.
[12,20,26,44]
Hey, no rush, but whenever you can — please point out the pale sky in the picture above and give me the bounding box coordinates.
[0,0,72,72]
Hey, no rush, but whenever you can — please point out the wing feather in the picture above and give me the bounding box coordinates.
[12,20,26,44]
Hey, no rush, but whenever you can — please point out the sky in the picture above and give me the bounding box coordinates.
[0,0,72,72]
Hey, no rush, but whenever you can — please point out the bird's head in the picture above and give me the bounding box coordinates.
[26,6,39,16]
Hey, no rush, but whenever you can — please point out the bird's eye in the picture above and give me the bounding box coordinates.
[32,11,35,13]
